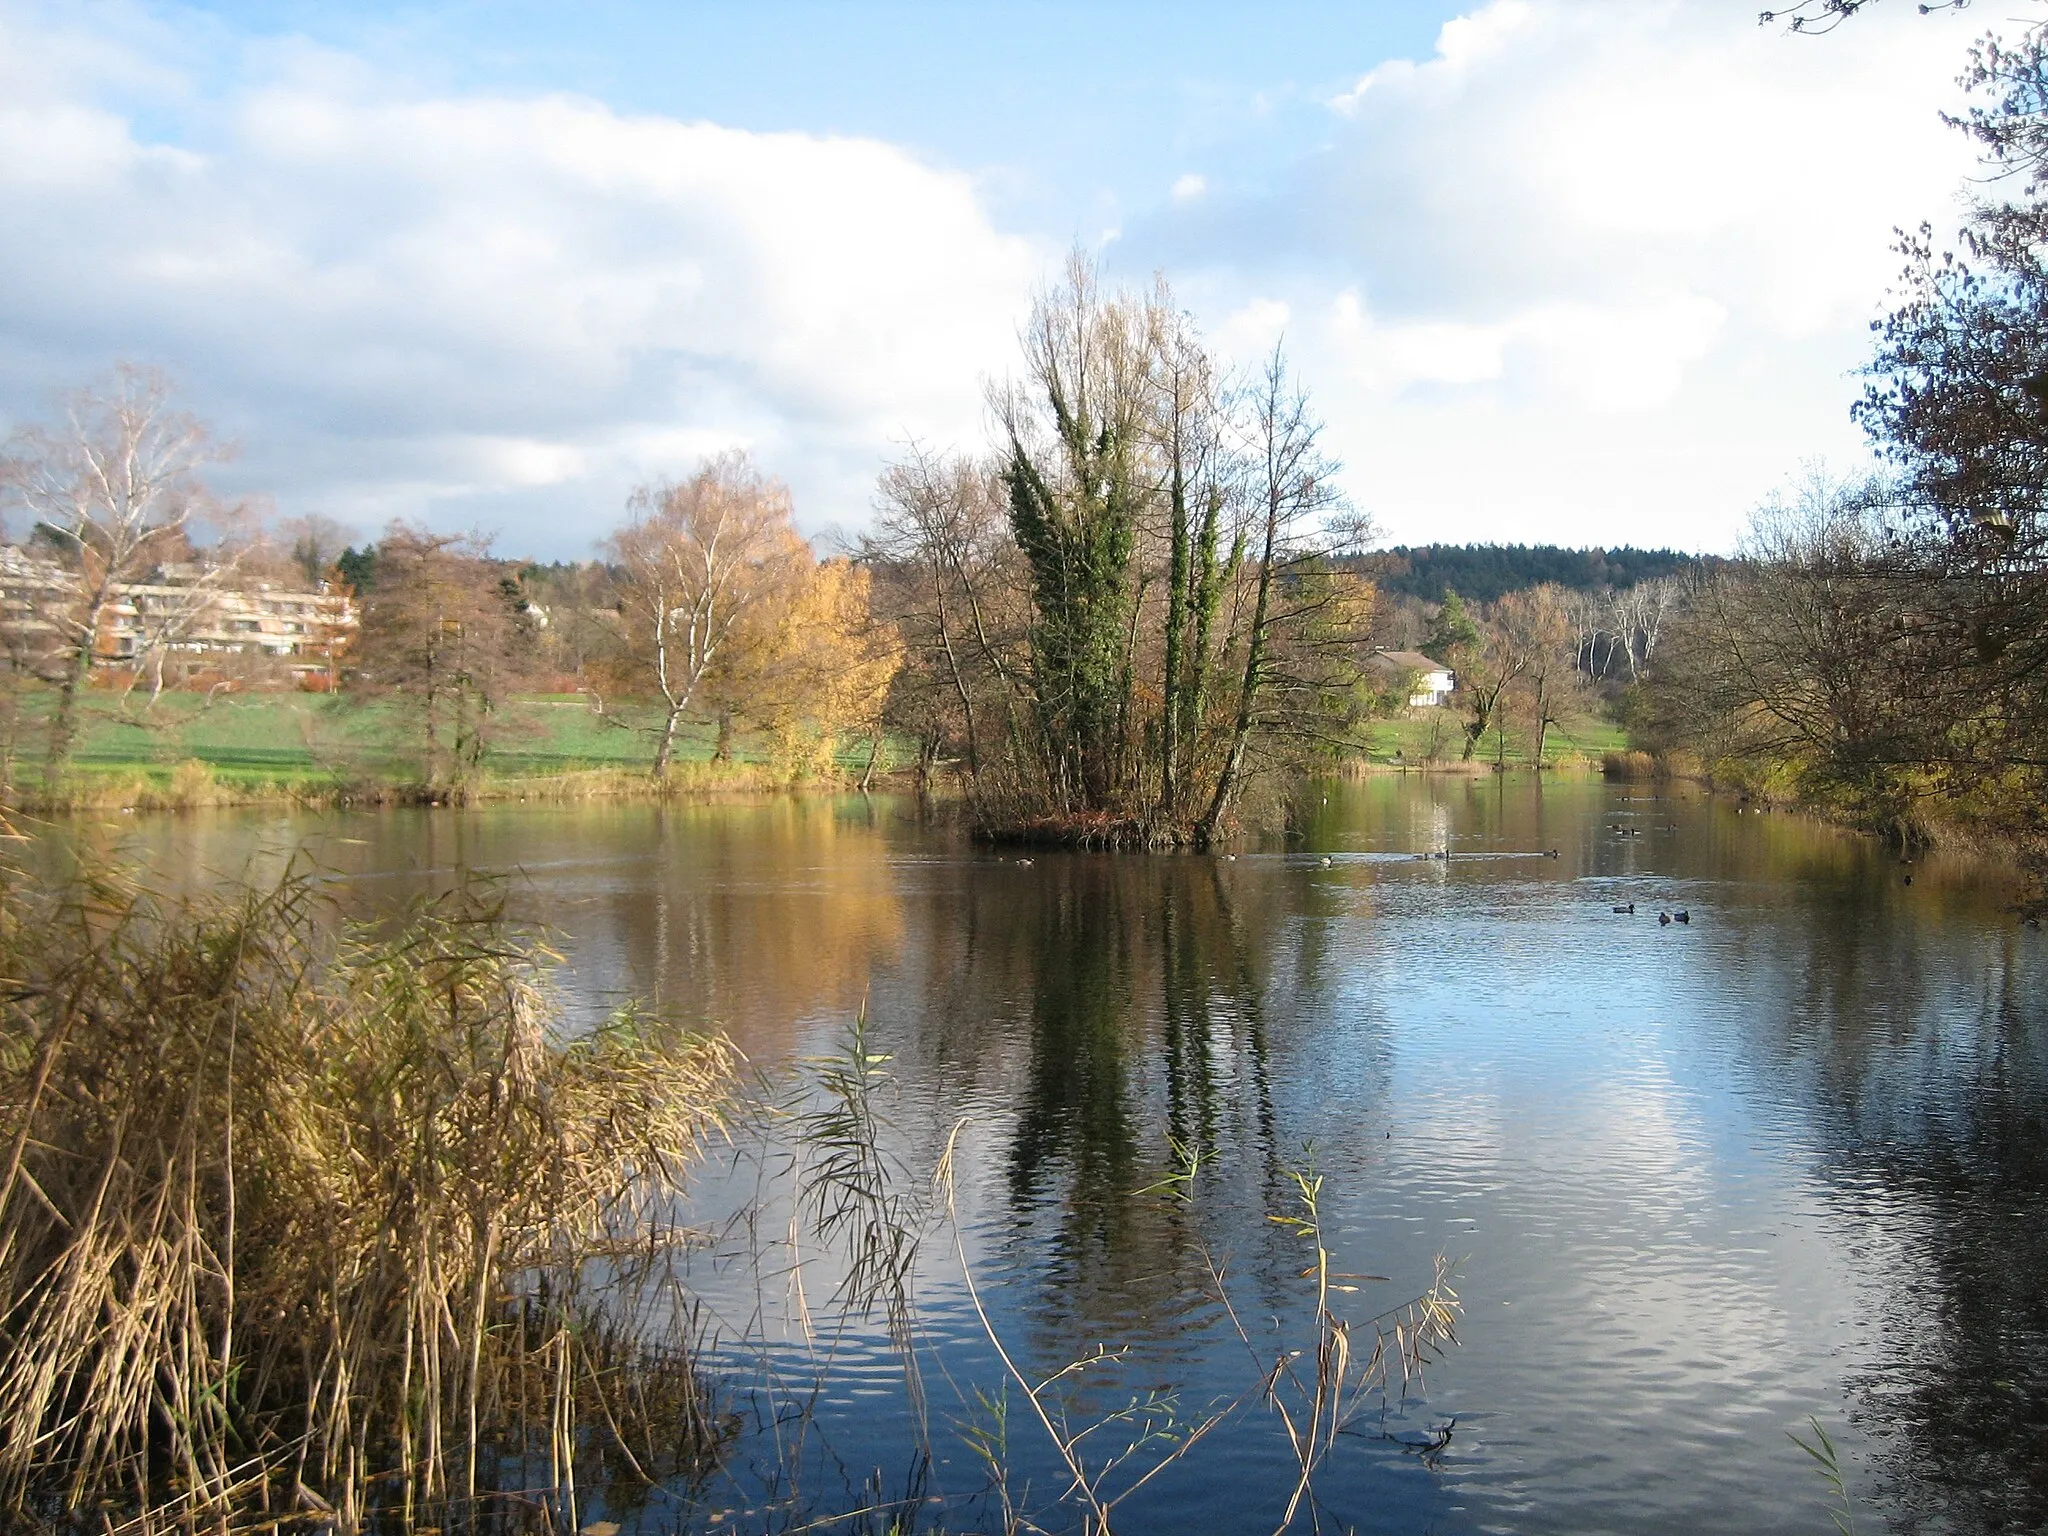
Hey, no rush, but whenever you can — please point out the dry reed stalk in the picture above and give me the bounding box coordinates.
[0,863,736,1532]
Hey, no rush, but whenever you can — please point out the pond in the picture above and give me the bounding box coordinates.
[48,775,2048,1534]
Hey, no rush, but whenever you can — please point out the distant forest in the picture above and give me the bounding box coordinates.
[1366,544,1704,604]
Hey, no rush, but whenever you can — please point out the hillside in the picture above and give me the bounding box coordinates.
[1366,543,1703,604]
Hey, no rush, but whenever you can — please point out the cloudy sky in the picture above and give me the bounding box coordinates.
[0,0,1991,558]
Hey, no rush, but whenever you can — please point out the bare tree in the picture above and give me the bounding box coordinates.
[1199,344,1347,842]
[608,452,811,776]
[866,444,1031,784]
[0,366,240,779]
[278,514,356,588]
[1498,584,1578,764]
[1454,611,1529,763]
[350,524,533,783]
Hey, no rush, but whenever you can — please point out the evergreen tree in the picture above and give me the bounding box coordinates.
[1425,588,1479,662]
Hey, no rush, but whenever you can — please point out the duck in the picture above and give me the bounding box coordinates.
[1015,857,1034,867]
[1674,910,1690,924]
[1658,911,1672,925]
[1318,855,1334,868]
[1612,903,1635,914]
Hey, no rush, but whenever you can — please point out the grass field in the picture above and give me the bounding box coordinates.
[1,688,893,804]
[0,690,1627,810]
[1350,706,1627,768]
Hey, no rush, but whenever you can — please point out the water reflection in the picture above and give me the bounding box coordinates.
[33,777,2048,1534]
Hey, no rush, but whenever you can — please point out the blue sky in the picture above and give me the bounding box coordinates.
[0,0,1990,558]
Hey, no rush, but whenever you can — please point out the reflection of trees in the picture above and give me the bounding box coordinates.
[1819,954,2048,1533]
[967,856,1313,1367]
[589,800,904,1052]
[1735,904,2048,1533]
[1007,864,1140,1218]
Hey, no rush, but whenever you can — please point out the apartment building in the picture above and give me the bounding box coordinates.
[0,546,357,686]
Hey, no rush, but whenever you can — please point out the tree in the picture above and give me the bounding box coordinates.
[607,452,811,776]
[278,514,355,588]
[350,525,533,784]
[1843,20,2048,878]
[1199,345,1350,841]
[1497,584,1578,765]
[0,366,239,779]
[744,558,904,781]
[865,445,1031,787]
[1425,589,1479,664]
[871,262,1369,843]
[1454,610,1527,763]
[997,254,1159,812]
[1153,303,1234,822]
[336,545,377,594]
[1637,478,1940,824]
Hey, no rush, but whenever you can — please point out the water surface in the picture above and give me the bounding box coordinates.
[59,777,2048,1534]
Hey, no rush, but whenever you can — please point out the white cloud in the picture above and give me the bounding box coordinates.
[0,0,2003,558]
[1138,0,1987,552]
[0,7,1040,554]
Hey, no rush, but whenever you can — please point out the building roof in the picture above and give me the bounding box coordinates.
[1368,649,1451,674]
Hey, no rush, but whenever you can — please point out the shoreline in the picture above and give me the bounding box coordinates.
[3,759,884,816]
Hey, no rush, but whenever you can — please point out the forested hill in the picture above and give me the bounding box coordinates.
[1366,544,1700,604]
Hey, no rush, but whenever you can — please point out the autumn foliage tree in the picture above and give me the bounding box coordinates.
[350,525,534,784]
[745,558,904,781]
[609,452,900,777]
[607,453,809,775]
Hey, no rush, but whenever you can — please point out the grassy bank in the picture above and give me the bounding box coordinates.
[1348,707,1627,770]
[0,688,898,810]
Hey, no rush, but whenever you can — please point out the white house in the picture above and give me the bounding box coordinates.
[1366,648,1456,708]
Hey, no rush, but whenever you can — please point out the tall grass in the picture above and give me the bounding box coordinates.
[0,864,735,1532]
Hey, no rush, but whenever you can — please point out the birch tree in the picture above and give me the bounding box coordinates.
[608,452,810,776]
[0,367,236,779]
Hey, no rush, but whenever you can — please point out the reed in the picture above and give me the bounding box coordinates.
[0,864,735,1533]
[12,756,846,815]
[1601,749,1661,781]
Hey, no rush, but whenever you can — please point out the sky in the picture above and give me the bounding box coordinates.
[0,0,1996,559]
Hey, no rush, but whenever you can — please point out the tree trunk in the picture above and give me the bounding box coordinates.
[713,710,734,762]
[1199,494,1282,846]
[931,567,980,776]
[1461,698,1485,761]
[1160,450,1191,819]
[45,627,98,786]
[652,703,684,777]
[858,732,883,793]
